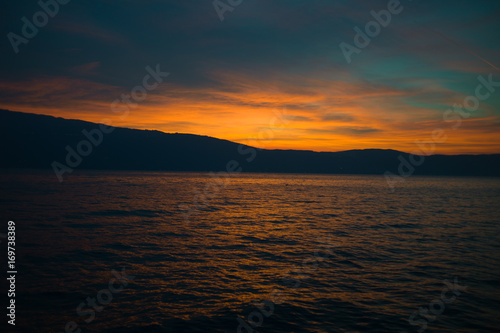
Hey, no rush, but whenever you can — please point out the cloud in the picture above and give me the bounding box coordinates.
[321,113,355,122]
[335,127,382,135]
[304,126,381,136]
[70,61,101,76]
[52,20,130,46]
[284,115,313,122]
[0,0,499,153]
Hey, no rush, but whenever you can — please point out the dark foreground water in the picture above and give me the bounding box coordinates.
[0,171,499,332]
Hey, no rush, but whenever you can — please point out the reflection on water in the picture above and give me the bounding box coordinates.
[1,171,499,332]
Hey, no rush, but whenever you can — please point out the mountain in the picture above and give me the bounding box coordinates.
[1,109,500,179]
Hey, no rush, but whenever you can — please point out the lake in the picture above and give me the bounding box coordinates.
[1,171,499,332]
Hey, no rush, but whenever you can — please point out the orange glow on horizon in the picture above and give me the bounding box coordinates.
[0,72,499,155]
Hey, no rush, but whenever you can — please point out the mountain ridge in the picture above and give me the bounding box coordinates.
[1,109,499,179]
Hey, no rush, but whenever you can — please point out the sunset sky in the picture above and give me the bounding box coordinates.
[1,0,499,154]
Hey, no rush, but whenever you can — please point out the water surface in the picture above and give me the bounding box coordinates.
[1,171,499,332]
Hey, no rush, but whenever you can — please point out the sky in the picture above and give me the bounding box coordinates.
[1,0,500,154]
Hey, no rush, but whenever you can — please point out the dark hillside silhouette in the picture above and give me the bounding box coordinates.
[1,109,499,177]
